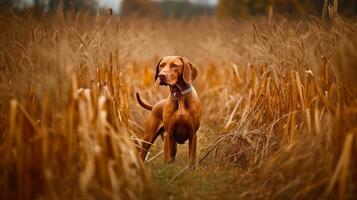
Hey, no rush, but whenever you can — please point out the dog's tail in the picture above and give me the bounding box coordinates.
[136,92,153,110]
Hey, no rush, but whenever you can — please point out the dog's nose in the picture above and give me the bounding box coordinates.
[158,74,166,81]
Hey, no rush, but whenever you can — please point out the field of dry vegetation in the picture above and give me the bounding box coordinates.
[0,6,356,200]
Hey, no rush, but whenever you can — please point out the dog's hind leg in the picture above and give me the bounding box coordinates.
[140,114,162,161]
[189,133,197,166]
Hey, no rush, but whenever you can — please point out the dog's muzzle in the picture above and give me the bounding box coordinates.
[158,74,168,86]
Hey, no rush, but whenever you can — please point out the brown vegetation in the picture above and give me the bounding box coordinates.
[0,5,356,200]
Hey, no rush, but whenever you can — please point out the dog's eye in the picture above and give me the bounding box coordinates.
[171,64,178,68]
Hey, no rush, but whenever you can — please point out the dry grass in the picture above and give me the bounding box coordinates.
[0,6,356,200]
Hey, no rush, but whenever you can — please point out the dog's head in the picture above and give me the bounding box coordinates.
[154,56,198,86]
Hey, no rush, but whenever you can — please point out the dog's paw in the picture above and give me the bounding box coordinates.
[164,158,175,164]
[189,162,197,170]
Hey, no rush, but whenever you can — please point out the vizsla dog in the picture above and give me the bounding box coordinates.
[136,56,202,165]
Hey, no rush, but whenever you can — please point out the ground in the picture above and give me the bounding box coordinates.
[145,126,246,199]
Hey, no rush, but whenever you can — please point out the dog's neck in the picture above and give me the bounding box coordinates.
[169,83,192,100]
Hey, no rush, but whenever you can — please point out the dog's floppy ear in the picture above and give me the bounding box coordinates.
[180,57,198,84]
[154,57,163,82]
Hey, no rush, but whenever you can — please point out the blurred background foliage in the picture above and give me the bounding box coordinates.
[0,0,97,12]
[121,0,159,16]
[0,0,356,17]
[216,0,357,18]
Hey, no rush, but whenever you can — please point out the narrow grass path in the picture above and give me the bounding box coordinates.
[145,128,247,199]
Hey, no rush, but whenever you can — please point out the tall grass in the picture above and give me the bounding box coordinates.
[0,6,356,200]
[0,9,154,200]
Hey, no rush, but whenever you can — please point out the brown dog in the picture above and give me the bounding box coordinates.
[136,56,202,165]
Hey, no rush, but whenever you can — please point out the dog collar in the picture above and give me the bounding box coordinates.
[172,85,192,99]
[181,85,192,95]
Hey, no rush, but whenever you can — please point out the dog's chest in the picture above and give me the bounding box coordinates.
[163,107,192,144]
[163,102,192,125]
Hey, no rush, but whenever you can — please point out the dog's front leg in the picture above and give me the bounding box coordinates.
[164,129,176,164]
